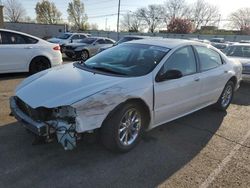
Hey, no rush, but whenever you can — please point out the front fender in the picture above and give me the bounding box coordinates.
[72,85,153,133]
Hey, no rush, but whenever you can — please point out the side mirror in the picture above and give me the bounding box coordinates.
[156,69,183,82]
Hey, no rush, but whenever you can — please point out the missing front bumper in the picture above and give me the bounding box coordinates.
[9,96,77,150]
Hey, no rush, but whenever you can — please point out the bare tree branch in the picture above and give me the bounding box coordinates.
[121,11,143,32]
[229,8,250,30]
[137,4,164,33]
[3,0,26,22]
[191,0,220,30]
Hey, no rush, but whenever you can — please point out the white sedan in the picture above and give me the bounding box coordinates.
[10,39,242,152]
[0,29,62,74]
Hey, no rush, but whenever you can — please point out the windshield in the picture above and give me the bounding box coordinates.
[77,38,96,44]
[225,45,250,58]
[57,33,72,39]
[79,43,169,77]
[115,37,142,45]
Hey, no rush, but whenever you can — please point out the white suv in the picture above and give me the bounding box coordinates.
[0,29,62,74]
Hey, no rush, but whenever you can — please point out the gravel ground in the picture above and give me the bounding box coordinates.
[0,61,249,188]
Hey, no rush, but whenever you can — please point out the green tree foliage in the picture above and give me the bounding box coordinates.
[67,0,88,31]
[35,0,62,24]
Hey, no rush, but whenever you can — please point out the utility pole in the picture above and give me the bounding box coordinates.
[0,0,4,28]
[105,17,108,31]
[117,0,121,40]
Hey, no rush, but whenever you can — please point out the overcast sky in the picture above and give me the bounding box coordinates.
[19,0,249,30]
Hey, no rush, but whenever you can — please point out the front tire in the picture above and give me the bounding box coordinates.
[100,103,148,152]
[81,50,89,61]
[215,81,234,111]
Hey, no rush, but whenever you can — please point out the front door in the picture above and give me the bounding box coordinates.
[153,46,202,126]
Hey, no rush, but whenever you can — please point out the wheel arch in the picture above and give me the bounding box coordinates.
[29,55,52,71]
[102,98,151,130]
[228,76,237,90]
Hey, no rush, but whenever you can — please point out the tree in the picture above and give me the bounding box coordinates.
[67,0,88,31]
[137,4,164,33]
[229,8,250,31]
[167,18,193,33]
[164,0,190,22]
[89,23,98,30]
[121,11,143,32]
[3,0,26,22]
[35,0,62,24]
[191,0,220,30]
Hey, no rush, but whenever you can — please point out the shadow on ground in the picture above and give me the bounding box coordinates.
[0,108,226,188]
[0,72,29,81]
[232,82,250,106]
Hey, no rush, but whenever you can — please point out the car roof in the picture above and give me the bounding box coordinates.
[127,38,206,49]
[0,29,42,41]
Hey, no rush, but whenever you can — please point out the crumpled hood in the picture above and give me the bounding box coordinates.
[228,57,250,65]
[15,63,125,108]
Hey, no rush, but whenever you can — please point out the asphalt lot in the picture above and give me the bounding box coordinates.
[0,60,250,188]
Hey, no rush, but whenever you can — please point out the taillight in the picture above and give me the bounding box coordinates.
[53,45,60,51]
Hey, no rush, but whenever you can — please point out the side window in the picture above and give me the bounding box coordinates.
[71,35,79,40]
[162,46,197,76]
[79,35,87,39]
[105,39,114,44]
[1,32,26,44]
[194,46,222,71]
[96,39,105,44]
[0,31,38,45]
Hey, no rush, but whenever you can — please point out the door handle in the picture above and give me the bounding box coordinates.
[194,78,200,82]
[24,46,33,49]
[224,70,229,73]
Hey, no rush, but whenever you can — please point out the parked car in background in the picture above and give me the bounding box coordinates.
[64,37,115,61]
[0,29,62,74]
[210,38,229,51]
[10,39,242,152]
[47,32,91,52]
[98,35,150,53]
[224,43,250,81]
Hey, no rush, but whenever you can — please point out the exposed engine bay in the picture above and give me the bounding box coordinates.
[11,96,78,150]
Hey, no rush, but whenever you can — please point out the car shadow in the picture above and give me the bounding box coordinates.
[0,107,226,188]
[232,82,250,106]
[0,72,29,81]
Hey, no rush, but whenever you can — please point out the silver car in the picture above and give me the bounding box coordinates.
[64,37,115,61]
[225,43,250,82]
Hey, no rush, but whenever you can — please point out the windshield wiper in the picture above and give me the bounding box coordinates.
[91,66,127,75]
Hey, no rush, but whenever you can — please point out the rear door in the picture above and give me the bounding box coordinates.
[153,46,202,126]
[91,39,106,56]
[0,31,37,73]
[193,46,229,105]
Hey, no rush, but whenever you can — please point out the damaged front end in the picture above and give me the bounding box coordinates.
[10,96,78,150]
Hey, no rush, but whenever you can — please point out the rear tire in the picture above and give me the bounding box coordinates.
[29,57,51,74]
[215,81,234,111]
[100,102,148,153]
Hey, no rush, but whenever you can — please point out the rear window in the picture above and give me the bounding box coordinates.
[225,45,250,58]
